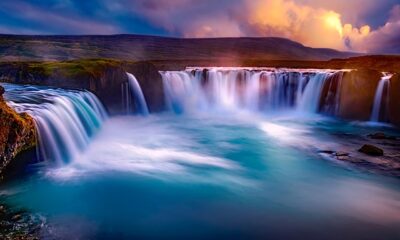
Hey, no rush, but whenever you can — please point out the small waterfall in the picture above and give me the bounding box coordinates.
[371,73,392,122]
[319,72,344,115]
[2,83,107,164]
[126,73,149,115]
[161,68,335,114]
[297,73,331,112]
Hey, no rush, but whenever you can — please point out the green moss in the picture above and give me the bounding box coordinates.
[26,59,124,79]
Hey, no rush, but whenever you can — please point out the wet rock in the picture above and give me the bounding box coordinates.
[11,214,22,221]
[358,144,384,156]
[368,132,397,140]
[337,156,349,161]
[335,151,349,157]
[318,150,335,154]
[337,69,382,120]
[0,88,36,178]
[388,74,400,127]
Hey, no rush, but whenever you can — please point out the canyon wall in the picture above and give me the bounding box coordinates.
[337,69,382,120]
[389,74,400,126]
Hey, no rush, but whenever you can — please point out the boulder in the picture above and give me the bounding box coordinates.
[358,144,384,156]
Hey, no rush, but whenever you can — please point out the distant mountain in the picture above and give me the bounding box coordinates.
[0,34,359,62]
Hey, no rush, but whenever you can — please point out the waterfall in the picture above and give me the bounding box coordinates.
[126,73,149,115]
[2,83,107,164]
[160,68,335,114]
[318,72,344,115]
[370,73,392,122]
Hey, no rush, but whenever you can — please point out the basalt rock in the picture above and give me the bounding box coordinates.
[388,73,400,126]
[0,86,36,179]
[337,69,382,120]
[358,144,384,156]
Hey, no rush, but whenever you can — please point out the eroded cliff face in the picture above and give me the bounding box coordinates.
[337,69,382,120]
[0,60,166,115]
[389,74,400,126]
[0,86,36,178]
[125,62,165,112]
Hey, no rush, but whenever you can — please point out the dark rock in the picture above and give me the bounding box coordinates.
[11,214,22,221]
[338,69,382,120]
[368,132,397,140]
[358,144,384,156]
[335,151,349,157]
[319,150,335,154]
[389,74,400,126]
[368,132,387,139]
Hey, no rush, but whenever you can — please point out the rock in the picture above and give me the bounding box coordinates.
[337,69,382,120]
[368,132,397,140]
[335,151,349,156]
[337,156,349,161]
[358,144,384,156]
[319,150,335,154]
[388,74,400,127]
[0,88,36,179]
[11,214,21,221]
[368,132,386,139]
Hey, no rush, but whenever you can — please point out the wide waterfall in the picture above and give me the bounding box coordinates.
[161,68,340,114]
[2,83,107,164]
[371,73,392,122]
[124,73,149,115]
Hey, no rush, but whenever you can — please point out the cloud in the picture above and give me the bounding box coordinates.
[0,0,121,34]
[359,5,400,54]
[144,0,398,53]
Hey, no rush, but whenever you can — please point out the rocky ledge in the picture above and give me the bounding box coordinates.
[0,86,36,179]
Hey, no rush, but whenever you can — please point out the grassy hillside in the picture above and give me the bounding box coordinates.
[0,34,357,62]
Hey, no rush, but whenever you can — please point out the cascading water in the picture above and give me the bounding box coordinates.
[370,73,392,122]
[2,83,107,164]
[160,68,338,114]
[125,72,149,115]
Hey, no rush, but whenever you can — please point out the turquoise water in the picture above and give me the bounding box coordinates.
[1,112,400,239]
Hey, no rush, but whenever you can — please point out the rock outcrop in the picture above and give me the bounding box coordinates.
[388,73,400,126]
[0,86,36,178]
[337,69,382,120]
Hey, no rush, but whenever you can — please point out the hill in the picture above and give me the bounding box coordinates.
[0,34,358,62]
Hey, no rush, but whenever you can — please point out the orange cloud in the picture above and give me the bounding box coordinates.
[128,0,400,53]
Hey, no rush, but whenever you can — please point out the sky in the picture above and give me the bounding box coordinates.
[0,0,399,53]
